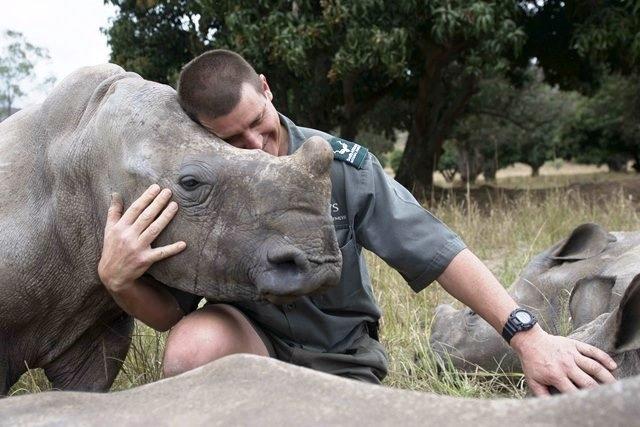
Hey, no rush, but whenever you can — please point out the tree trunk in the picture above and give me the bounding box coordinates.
[633,153,640,173]
[339,118,359,141]
[483,161,497,182]
[396,124,439,199]
[607,155,628,172]
[339,73,359,141]
[338,73,393,141]
[395,52,477,199]
[279,53,334,132]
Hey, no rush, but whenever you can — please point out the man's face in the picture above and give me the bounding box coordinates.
[198,76,286,157]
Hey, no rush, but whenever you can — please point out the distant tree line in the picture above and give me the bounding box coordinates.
[428,68,640,183]
[0,30,55,119]
[104,0,640,193]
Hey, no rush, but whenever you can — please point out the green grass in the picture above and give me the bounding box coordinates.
[10,174,640,398]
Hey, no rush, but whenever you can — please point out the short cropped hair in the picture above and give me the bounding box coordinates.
[177,49,262,122]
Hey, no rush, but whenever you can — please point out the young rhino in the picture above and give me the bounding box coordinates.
[0,64,341,395]
[429,223,640,376]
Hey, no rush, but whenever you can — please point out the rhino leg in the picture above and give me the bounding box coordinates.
[44,314,133,392]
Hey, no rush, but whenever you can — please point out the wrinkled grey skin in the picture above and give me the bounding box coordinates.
[0,65,341,395]
[430,223,640,376]
[569,274,640,378]
[0,354,639,426]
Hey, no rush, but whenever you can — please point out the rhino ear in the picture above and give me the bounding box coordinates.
[569,276,616,328]
[613,274,640,352]
[552,223,616,261]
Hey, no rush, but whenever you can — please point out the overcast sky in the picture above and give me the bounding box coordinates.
[0,0,116,108]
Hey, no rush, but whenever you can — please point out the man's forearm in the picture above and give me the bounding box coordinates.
[436,248,617,395]
[436,248,543,345]
[106,276,184,332]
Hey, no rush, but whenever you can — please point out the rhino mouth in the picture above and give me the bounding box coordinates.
[254,255,342,304]
[167,253,341,304]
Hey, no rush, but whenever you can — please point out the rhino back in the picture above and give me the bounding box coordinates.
[0,355,638,426]
[0,65,130,371]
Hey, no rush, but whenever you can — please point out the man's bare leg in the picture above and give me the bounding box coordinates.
[162,304,270,378]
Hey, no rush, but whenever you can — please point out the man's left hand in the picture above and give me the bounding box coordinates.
[512,327,617,396]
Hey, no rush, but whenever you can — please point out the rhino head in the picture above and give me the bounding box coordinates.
[44,64,342,303]
[569,273,640,378]
[429,223,618,372]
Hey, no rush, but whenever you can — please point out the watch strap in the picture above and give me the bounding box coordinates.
[502,308,537,344]
[502,320,520,343]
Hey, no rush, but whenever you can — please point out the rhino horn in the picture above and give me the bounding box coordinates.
[569,276,616,329]
[552,223,616,261]
[292,136,334,178]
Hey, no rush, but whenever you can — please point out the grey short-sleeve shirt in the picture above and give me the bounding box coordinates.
[228,115,466,353]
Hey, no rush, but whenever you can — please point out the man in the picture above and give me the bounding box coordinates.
[98,50,617,394]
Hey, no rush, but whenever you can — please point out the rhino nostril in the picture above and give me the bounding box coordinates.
[267,246,310,272]
[255,246,317,297]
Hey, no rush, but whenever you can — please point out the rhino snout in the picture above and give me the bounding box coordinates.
[430,304,457,343]
[432,304,457,330]
[255,243,341,304]
[267,245,311,272]
[435,303,457,317]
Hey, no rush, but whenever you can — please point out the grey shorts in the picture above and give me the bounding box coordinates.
[245,315,388,385]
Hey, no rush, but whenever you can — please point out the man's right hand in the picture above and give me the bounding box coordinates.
[98,184,186,292]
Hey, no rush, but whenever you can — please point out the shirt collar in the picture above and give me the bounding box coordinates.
[278,113,306,156]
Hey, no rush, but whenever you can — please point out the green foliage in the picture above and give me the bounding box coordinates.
[522,1,640,90]
[561,74,640,170]
[0,30,55,114]
[354,128,395,168]
[437,140,459,183]
[571,2,640,74]
[387,148,404,175]
[103,1,640,189]
[105,0,526,191]
[104,0,207,84]
[449,66,580,182]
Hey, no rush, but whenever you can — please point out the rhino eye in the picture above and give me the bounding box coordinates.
[179,176,201,190]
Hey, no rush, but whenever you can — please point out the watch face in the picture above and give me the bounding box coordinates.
[515,310,532,324]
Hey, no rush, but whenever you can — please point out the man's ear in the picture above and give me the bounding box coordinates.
[259,74,273,101]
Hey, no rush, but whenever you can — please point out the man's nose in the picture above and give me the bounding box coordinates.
[242,131,263,150]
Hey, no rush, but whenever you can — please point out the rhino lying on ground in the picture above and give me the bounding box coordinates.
[430,223,640,377]
[0,354,638,426]
[0,65,342,395]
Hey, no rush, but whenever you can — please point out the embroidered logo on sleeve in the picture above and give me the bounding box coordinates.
[328,137,368,169]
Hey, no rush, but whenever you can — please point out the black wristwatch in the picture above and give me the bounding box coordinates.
[502,308,537,344]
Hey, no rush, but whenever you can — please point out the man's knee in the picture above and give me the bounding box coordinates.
[162,304,268,378]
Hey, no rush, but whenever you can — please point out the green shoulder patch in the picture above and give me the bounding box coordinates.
[328,137,368,169]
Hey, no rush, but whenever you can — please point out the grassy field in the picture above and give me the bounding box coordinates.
[9,172,640,398]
